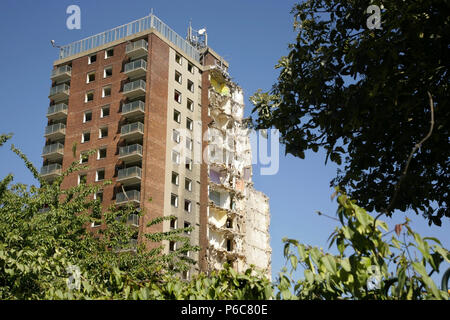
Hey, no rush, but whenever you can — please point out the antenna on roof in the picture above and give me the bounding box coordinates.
[187,21,207,49]
[50,40,61,49]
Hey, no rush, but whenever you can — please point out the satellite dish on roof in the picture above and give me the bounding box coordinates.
[198,28,206,35]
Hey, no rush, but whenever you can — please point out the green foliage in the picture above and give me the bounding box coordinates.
[277,188,450,300]
[0,135,271,300]
[250,0,449,225]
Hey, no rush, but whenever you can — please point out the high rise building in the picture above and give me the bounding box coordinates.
[42,13,271,279]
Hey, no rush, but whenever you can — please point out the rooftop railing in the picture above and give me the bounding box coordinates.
[58,14,200,62]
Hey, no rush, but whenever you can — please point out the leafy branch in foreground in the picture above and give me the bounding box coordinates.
[277,188,450,300]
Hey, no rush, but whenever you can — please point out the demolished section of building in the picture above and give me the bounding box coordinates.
[205,64,272,278]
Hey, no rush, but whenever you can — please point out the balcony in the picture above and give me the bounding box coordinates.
[44,123,66,140]
[51,65,72,82]
[49,84,70,102]
[122,100,145,118]
[115,213,140,227]
[42,143,64,161]
[124,59,147,79]
[126,39,148,59]
[47,103,68,121]
[116,190,141,205]
[40,163,62,181]
[120,122,144,141]
[119,144,143,163]
[123,80,146,98]
[117,166,142,186]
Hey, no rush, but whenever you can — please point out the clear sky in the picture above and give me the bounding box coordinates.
[0,0,448,285]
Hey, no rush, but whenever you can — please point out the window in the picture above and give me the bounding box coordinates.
[78,174,87,185]
[184,222,191,234]
[187,80,194,92]
[187,99,194,112]
[175,53,182,65]
[174,90,182,104]
[172,129,180,143]
[95,191,103,202]
[226,239,232,251]
[172,150,180,164]
[185,178,192,192]
[83,111,92,123]
[182,270,190,280]
[175,71,182,84]
[173,109,181,123]
[87,72,95,83]
[102,85,111,98]
[85,91,94,102]
[99,127,108,139]
[187,62,194,74]
[171,194,178,207]
[169,241,176,252]
[105,48,114,59]
[184,200,191,213]
[185,157,192,171]
[186,118,193,131]
[97,147,107,159]
[226,219,232,229]
[170,218,177,230]
[186,138,193,151]
[172,171,179,185]
[104,66,112,78]
[96,169,105,181]
[101,105,110,118]
[82,131,90,143]
[88,54,97,64]
[80,152,89,164]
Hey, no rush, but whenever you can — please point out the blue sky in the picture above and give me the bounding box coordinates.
[0,0,448,285]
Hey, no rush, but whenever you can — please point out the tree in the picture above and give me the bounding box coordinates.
[0,134,272,299]
[277,188,450,300]
[0,134,198,299]
[250,0,449,225]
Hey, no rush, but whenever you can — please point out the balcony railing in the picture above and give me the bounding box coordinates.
[117,166,142,185]
[122,100,145,117]
[123,79,146,98]
[42,143,64,159]
[116,190,141,204]
[47,103,68,120]
[126,39,148,58]
[51,65,72,81]
[40,163,62,179]
[44,123,66,139]
[124,59,147,77]
[115,213,140,227]
[120,122,144,140]
[119,144,143,162]
[49,83,70,101]
[127,213,139,226]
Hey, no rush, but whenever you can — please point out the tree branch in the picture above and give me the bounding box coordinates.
[373,91,435,230]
